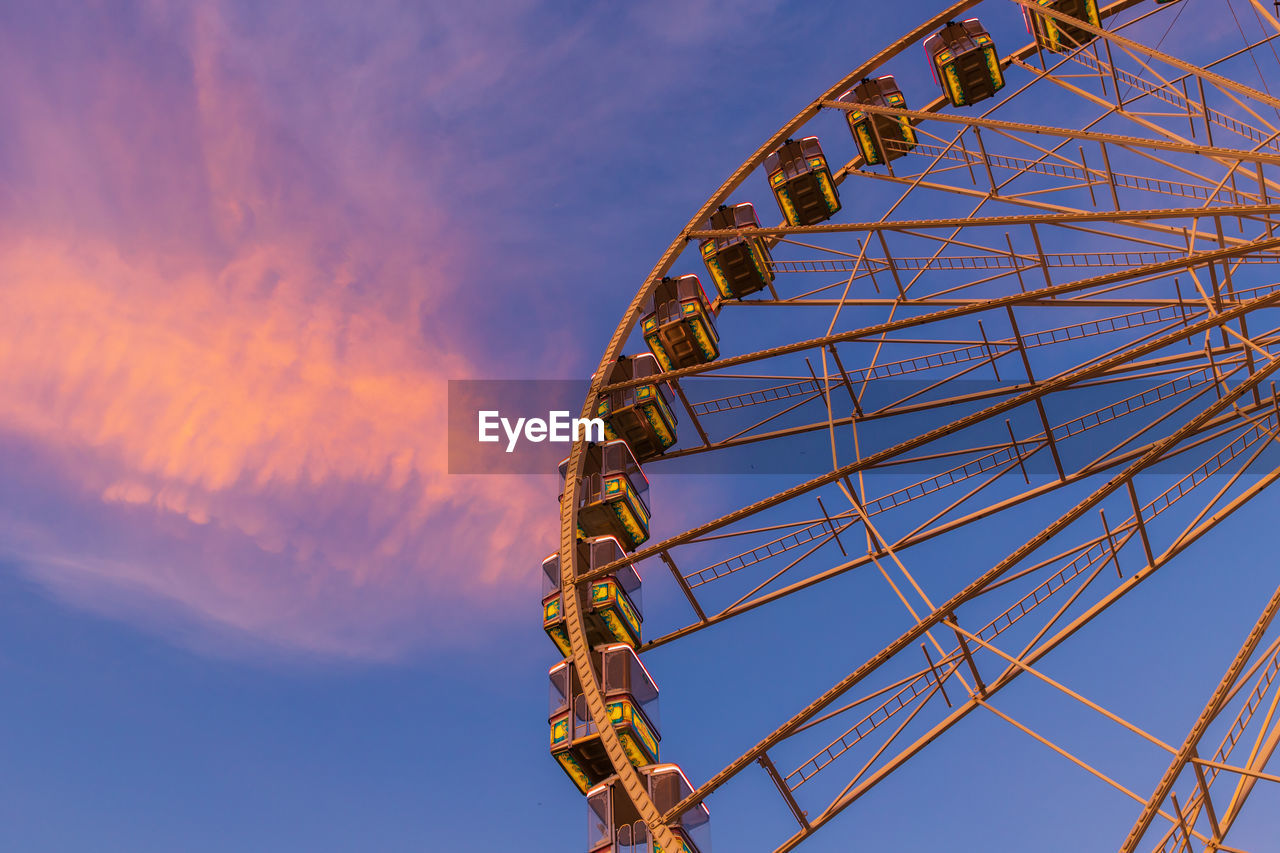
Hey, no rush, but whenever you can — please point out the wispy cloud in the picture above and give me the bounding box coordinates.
[0,0,553,658]
[0,0,805,658]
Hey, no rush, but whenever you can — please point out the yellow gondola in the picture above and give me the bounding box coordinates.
[1024,0,1101,52]
[924,19,1005,107]
[836,75,917,166]
[642,275,720,371]
[549,645,661,794]
[597,354,678,461]
[764,136,841,226]
[559,440,652,549]
[699,203,774,299]
[587,764,712,853]
[541,536,643,657]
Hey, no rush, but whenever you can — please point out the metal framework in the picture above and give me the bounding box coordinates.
[554,0,1280,849]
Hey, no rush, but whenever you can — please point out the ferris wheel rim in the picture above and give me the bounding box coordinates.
[553,1,1280,850]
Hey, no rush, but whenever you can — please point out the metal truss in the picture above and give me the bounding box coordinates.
[555,0,1280,850]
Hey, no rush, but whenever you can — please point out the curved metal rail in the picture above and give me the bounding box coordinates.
[554,0,1276,848]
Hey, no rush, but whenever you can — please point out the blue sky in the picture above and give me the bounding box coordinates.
[2,0,1280,851]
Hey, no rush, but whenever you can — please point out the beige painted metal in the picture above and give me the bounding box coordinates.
[552,0,1280,848]
[554,0,1006,842]
[1119,584,1280,852]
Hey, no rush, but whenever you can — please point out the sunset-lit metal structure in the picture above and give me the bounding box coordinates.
[552,0,1280,849]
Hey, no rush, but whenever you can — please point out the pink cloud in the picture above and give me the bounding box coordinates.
[0,1,554,658]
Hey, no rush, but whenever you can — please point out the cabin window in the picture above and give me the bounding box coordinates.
[549,665,571,717]
[542,556,559,597]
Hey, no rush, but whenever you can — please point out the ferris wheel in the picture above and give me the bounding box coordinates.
[545,0,1280,850]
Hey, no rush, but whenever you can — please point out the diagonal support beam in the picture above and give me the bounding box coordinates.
[817,101,1280,168]
[1118,582,1280,852]
[1010,0,1280,111]
[667,320,1280,827]
[688,203,1280,240]
[588,287,1280,583]
[601,234,1280,395]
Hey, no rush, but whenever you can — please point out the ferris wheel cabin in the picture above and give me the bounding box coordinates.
[587,764,712,853]
[1024,0,1101,52]
[763,137,841,226]
[642,275,720,371]
[559,440,651,549]
[549,644,662,793]
[837,76,918,166]
[925,19,1005,107]
[597,355,678,462]
[699,203,775,299]
[542,536,644,657]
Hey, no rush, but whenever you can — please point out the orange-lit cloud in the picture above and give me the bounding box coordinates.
[0,2,554,658]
